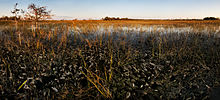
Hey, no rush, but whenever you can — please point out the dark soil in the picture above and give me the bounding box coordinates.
[0,22,220,99]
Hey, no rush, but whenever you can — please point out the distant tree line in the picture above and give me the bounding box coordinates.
[203,17,219,20]
[0,16,21,21]
[102,17,129,20]
[102,16,220,21]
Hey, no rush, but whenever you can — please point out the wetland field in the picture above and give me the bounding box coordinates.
[0,20,220,99]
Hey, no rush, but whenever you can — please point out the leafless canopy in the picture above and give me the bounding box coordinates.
[25,3,52,21]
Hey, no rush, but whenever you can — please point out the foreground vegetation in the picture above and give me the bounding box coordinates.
[0,20,220,99]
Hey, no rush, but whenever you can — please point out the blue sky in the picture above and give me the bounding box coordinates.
[0,0,220,19]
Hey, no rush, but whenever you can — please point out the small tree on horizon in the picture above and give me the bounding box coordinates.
[11,3,20,21]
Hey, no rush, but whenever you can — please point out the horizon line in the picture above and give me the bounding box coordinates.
[51,16,220,20]
[1,15,219,20]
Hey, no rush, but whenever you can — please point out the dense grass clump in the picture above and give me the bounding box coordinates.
[0,20,220,99]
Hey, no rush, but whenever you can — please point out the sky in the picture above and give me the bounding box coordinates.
[0,0,220,19]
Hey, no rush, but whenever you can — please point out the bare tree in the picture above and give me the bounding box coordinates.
[25,3,52,21]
